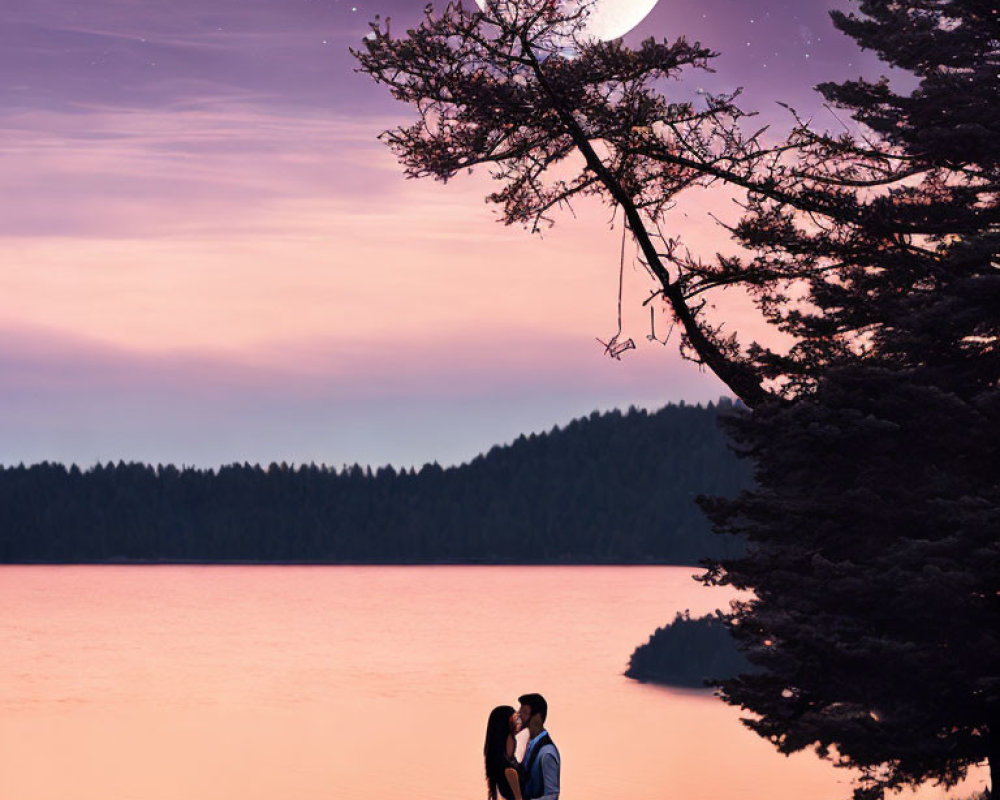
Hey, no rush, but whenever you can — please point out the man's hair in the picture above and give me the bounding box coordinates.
[518,693,548,724]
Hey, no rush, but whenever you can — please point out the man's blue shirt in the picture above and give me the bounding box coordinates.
[522,729,560,800]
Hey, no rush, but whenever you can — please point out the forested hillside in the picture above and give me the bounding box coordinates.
[0,400,749,563]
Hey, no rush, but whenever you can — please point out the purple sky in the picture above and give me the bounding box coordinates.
[1,0,886,469]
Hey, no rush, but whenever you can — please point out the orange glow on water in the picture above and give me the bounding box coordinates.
[5,566,986,800]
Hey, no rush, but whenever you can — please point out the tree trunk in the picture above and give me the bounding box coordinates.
[989,716,998,800]
[524,45,771,409]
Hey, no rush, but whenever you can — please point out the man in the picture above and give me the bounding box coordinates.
[517,693,560,800]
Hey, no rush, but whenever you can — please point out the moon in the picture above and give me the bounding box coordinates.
[474,0,660,42]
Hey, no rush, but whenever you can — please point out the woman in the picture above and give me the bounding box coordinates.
[484,705,523,800]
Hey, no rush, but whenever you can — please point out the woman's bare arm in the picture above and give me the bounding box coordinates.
[504,767,523,800]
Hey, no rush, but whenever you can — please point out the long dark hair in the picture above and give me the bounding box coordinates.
[484,705,515,800]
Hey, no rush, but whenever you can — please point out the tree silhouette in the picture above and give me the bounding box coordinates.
[697,0,1000,794]
[354,1,999,797]
[353,0,782,405]
[702,366,999,800]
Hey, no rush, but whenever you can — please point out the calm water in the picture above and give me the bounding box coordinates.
[0,566,973,800]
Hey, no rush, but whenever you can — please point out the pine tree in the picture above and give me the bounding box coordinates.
[695,2,1000,797]
[701,366,999,800]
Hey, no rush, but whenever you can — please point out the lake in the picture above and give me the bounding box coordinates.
[0,566,972,800]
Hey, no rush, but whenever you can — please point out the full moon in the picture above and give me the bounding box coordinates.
[474,0,660,42]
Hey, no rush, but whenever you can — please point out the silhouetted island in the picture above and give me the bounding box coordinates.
[0,400,750,564]
[626,612,754,688]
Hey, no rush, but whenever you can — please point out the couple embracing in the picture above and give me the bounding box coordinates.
[484,693,560,800]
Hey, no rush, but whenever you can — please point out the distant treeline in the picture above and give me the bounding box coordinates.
[0,400,750,564]
[626,612,755,688]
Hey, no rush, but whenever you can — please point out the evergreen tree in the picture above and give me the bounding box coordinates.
[702,368,999,800]
[695,2,1000,798]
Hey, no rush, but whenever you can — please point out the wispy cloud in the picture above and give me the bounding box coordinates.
[0,105,411,238]
[1,0,379,113]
